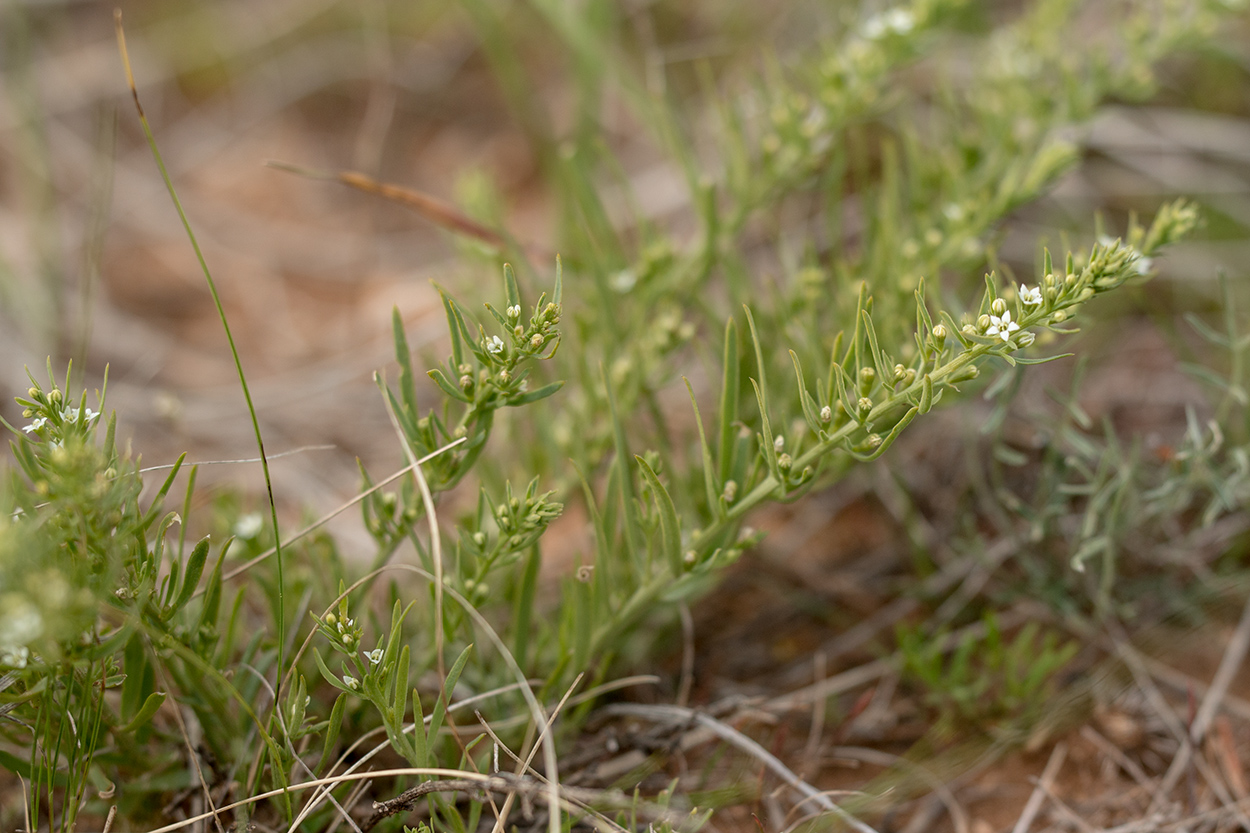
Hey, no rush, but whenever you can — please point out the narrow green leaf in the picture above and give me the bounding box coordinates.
[750,378,779,475]
[825,330,844,410]
[428,644,473,747]
[683,378,720,517]
[197,547,226,636]
[849,405,919,461]
[392,307,420,417]
[507,380,564,406]
[717,317,740,484]
[315,693,347,775]
[512,545,541,670]
[919,374,934,414]
[553,254,563,306]
[743,306,767,393]
[392,644,411,735]
[603,364,643,559]
[1014,352,1075,366]
[312,648,355,695]
[427,368,472,402]
[171,536,211,614]
[438,289,465,370]
[860,310,889,385]
[636,455,682,575]
[117,691,167,734]
[503,262,521,308]
[790,351,820,432]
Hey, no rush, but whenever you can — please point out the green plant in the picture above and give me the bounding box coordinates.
[2,0,1248,829]
[898,614,1079,735]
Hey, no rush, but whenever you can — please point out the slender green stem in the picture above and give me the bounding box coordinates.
[114,13,287,699]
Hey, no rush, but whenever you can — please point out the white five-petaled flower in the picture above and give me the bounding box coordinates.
[986,311,1020,342]
[366,648,383,665]
[486,336,504,354]
[22,417,46,434]
[1019,284,1043,306]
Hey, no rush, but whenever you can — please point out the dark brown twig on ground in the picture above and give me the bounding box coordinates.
[601,703,881,833]
[363,778,490,831]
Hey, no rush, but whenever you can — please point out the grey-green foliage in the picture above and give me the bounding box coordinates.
[0,0,1247,828]
[898,614,1079,733]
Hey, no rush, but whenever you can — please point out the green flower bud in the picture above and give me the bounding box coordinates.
[859,366,875,394]
[991,298,1008,316]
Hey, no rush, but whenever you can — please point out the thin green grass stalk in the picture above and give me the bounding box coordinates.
[112,13,288,699]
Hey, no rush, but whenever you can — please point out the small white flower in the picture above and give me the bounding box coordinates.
[986,311,1020,342]
[862,8,915,39]
[1134,254,1154,275]
[610,269,637,293]
[506,305,521,319]
[233,513,264,539]
[1019,284,1043,306]
[0,645,29,669]
[366,648,383,665]
[343,675,359,690]
[22,417,46,434]
[773,435,785,453]
[486,336,504,354]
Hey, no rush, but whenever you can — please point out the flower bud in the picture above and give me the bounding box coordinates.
[932,323,947,346]
[820,405,833,424]
[991,298,1008,316]
[777,453,792,472]
[859,366,875,394]
[722,480,738,503]
[977,314,991,331]
[473,531,487,546]
[1051,310,1067,323]
[1016,331,1036,347]
[773,435,785,453]
[857,396,873,415]
[530,333,545,349]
